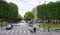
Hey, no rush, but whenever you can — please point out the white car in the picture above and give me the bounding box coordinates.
[6,24,13,30]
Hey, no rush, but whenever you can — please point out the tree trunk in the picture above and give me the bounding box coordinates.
[58,20,59,24]
[1,19,3,30]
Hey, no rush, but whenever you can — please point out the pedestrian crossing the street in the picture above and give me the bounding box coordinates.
[0,30,41,34]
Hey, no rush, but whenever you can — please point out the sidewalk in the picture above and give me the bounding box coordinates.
[0,26,6,30]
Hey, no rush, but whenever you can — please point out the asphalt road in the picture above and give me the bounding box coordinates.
[0,22,60,35]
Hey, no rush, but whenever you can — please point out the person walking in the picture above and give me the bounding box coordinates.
[33,27,36,33]
[48,26,51,32]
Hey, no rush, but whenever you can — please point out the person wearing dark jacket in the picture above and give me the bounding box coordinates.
[48,26,51,32]
[33,27,36,33]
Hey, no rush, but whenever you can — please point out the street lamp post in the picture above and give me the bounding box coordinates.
[43,0,46,32]
[43,16,45,32]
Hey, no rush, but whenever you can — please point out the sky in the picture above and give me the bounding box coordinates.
[5,0,57,17]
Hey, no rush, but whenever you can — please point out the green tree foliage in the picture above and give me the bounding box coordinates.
[47,2,57,19]
[17,14,23,21]
[24,11,34,21]
[37,4,47,19]
[54,1,60,20]
[37,1,60,20]
[0,0,4,1]
[0,0,9,28]
[0,1,9,19]
[0,1,18,22]
[0,0,18,28]
[8,3,18,20]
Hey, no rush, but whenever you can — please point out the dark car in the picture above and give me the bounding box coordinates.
[29,24,33,27]
[6,24,13,30]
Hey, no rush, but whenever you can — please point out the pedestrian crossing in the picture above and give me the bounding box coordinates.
[0,30,41,34]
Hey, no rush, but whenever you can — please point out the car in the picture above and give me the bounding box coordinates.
[28,23,34,27]
[6,24,13,30]
[29,24,33,27]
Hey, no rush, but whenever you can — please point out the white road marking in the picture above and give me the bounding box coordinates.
[19,30,22,33]
[11,30,14,33]
[36,31,39,33]
[0,30,40,34]
[27,31,30,33]
[15,30,18,33]
[6,30,11,33]
[23,30,26,33]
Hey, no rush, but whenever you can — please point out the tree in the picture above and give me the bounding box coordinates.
[0,1,18,22]
[0,0,5,1]
[0,1,9,19]
[47,2,56,19]
[17,14,23,21]
[0,0,18,29]
[37,1,60,23]
[54,1,60,20]
[7,2,18,22]
[24,11,34,21]
[37,4,47,20]
[0,0,9,29]
[37,1,60,19]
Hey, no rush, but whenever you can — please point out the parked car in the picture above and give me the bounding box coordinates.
[6,24,13,30]
[28,22,34,27]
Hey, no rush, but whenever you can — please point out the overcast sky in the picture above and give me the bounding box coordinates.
[6,0,58,17]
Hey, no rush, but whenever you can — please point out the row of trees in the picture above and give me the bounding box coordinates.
[36,1,60,23]
[0,0,35,23]
[0,0,23,22]
[0,0,23,29]
[2,0,60,23]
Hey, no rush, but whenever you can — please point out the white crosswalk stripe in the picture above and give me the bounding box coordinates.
[0,30,40,34]
[19,30,22,33]
[6,30,11,33]
[36,31,39,33]
[27,31,30,33]
[15,30,18,33]
[11,30,15,33]
[23,30,26,33]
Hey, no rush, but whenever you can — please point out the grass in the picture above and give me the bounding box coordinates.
[0,23,5,27]
[0,21,7,27]
[38,23,60,31]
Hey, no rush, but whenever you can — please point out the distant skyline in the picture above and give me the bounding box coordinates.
[6,0,58,17]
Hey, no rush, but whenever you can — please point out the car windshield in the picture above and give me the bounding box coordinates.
[7,24,11,27]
